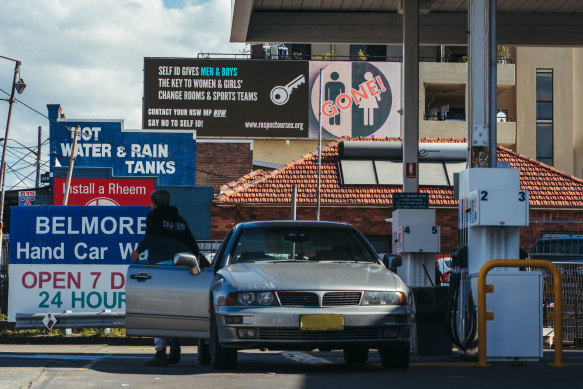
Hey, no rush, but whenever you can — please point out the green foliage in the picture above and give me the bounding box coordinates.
[357,49,368,61]
[292,51,303,60]
[0,327,63,336]
[0,325,126,337]
[497,46,510,58]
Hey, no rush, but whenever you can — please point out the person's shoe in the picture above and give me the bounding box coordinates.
[168,338,181,364]
[145,350,169,366]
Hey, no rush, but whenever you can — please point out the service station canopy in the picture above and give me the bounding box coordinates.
[230,0,583,47]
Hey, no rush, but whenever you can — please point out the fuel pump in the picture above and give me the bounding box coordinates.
[451,168,543,361]
[392,208,453,355]
[392,208,440,287]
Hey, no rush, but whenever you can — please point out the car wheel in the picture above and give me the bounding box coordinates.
[379,346,410,369]
[343,347,369,365]
[210,318,237,370]
[197,339,210,364]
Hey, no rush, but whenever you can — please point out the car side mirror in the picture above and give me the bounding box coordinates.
[173,253,201,275]
[382,253,402,269]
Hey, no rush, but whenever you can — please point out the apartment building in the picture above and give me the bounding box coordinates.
[230,44,583,178]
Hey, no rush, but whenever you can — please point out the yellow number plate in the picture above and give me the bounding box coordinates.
[300,314,344,331]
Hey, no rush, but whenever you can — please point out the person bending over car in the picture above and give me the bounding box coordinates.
[131,189,209,366]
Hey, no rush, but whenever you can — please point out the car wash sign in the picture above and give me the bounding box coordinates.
[7,206,149,321]
[49,116,197,186]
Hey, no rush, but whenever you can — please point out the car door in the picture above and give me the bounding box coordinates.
[125,263,214,339]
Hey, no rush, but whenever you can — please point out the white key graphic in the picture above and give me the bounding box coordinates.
[270,74,305,105]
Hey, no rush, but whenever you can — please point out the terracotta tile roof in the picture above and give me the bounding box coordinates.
[215,137,583,208]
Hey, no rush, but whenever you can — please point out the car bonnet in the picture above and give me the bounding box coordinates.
[224,262,402,291]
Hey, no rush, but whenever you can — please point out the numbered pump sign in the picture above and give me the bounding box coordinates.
[7,206,149,322]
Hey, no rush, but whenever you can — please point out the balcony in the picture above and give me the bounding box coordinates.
[420,120,516,147]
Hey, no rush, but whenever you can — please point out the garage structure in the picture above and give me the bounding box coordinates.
[230,1,583,47]
[224,0,583,348]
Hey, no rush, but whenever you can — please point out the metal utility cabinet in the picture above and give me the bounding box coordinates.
[471,271,543,361]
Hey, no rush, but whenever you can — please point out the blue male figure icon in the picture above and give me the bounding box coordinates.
[325,72,345,125]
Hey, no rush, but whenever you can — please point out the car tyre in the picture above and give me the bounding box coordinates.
[210,318,237,370]
[197,339,210,364]
[343,347,369,365]
[379,346,410,369]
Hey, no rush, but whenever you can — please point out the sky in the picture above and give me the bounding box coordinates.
[0,0,245,189]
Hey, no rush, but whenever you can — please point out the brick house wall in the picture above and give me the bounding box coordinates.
[196,142,253,194]
[212,204,583,254]
[521,209,583,250]
[211,204,461,251]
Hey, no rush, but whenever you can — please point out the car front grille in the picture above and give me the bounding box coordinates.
[257,327,381,340]
[322,292,362,306]
[277,291,319,306]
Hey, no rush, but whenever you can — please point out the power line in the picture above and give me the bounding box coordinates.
[0,87,233,180]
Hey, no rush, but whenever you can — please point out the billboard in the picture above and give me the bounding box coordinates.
[142,58,401,139]
[8,206,149,321]
[53,178,155,206]
[143,58,309,137]
[308,61,401,138]
[48,105,198,186]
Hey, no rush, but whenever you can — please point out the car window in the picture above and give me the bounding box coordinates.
[550,239,559,254]
[213,229,234,271]
[560,239,569,254]
[531,237,583,260]
[571,240,583,255]
[230,226,377,264]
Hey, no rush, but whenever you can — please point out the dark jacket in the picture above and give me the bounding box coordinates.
[137,205,208,266]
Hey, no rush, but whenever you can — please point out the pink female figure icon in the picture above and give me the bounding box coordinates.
[359,72,381,126]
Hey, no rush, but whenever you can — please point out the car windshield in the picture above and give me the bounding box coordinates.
[231,226,377,264]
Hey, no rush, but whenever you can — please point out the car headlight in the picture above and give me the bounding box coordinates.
[225,291,279,306]
[361,291,407,306]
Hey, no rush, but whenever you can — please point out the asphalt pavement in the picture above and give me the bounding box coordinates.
[1,339,582,389]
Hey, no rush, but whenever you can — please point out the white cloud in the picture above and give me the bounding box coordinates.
[0,0,245,188]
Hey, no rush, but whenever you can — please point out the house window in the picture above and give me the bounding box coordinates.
[536,69,553,166]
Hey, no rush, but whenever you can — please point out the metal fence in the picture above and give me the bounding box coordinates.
[523,216,583,346]
[196,52,513,64]
[197,240,222,263]
[539,262,583,346]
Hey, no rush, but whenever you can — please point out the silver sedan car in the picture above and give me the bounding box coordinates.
[126,221,412,370]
